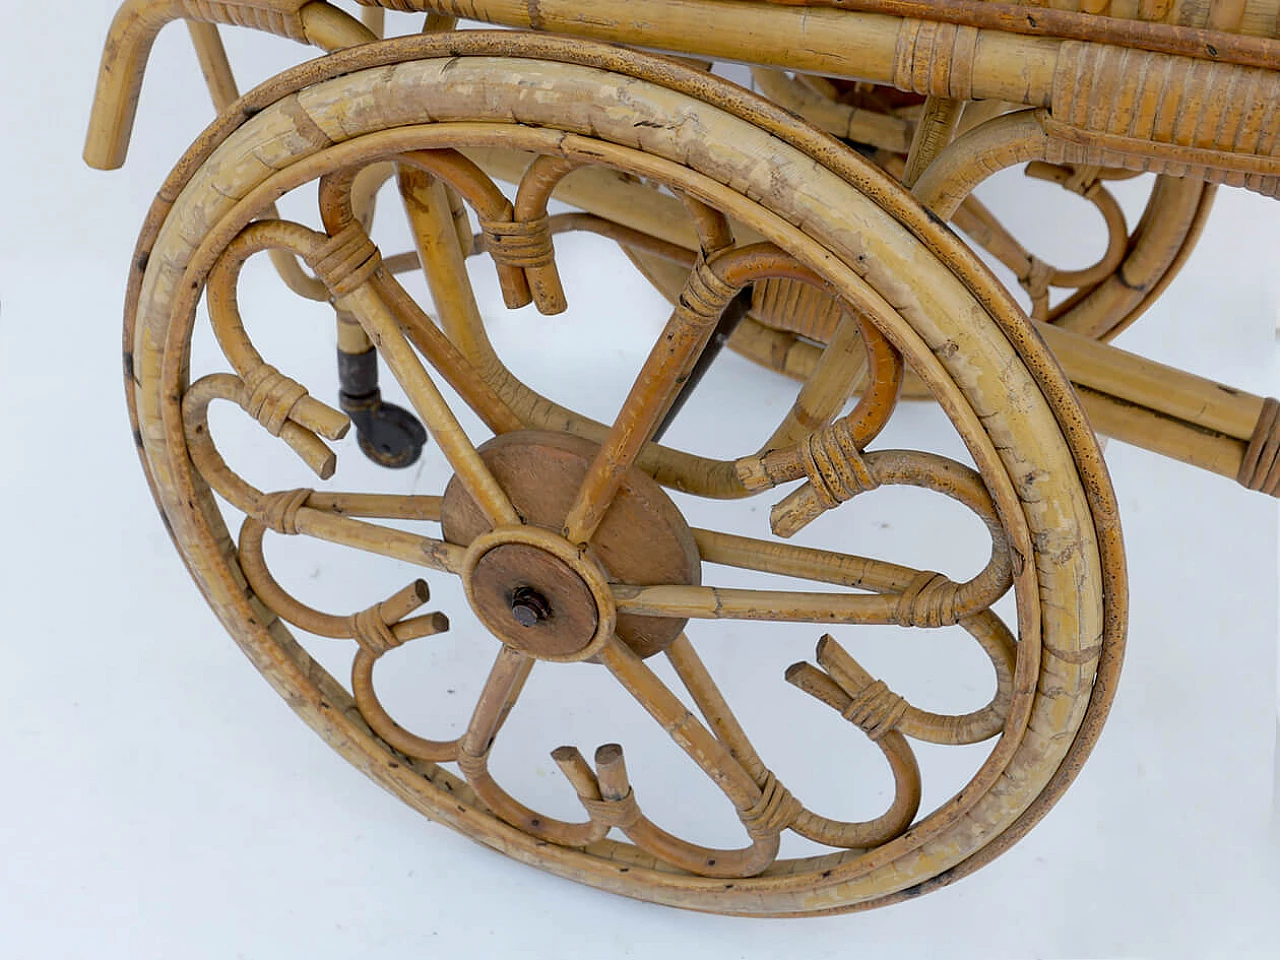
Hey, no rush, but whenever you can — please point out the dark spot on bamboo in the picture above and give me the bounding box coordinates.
[1115,268,1147,291]
[135,251,149,273]
[1026,14,1037,26]
[1206,44,1219,58]
[526,0,545,31]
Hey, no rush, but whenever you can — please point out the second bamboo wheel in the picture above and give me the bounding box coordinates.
[123,32,1125,916]
[711,70,1217,391]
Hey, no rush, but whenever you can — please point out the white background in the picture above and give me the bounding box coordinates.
[1,4,1276,958]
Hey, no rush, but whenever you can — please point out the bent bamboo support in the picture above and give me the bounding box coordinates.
[85,0,371,170]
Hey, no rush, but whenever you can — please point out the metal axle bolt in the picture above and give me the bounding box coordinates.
[510,586,551,627]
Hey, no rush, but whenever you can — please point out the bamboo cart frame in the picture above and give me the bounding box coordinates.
[85,0,1278,916]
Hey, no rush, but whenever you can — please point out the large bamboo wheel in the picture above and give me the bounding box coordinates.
[124,33,1125,916]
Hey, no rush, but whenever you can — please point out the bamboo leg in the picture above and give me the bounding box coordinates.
[185,20,238,108]
[901,96,965,189]
[186,19,330,301]
[359,3,385,37]
[398,167,495,366]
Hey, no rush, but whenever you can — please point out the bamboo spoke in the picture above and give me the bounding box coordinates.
[299,491,443,522]
[612,584,897,624]
[562,243,814,543]
[665,634,768,782]
[598,636,761,807]
[373,272,525,435]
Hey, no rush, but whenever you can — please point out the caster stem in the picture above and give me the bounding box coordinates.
[337,347,428,469]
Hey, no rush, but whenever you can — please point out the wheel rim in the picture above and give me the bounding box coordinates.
[124,33,1125,916]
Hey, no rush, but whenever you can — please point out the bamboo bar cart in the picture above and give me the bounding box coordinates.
[86,0,1279,916]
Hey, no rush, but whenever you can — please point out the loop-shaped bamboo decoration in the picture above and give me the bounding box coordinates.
[501,153,585,313]
[769,417,880,536]
[183,373,347,484]
[183,383,466,576]
[561,738,783,878]
[790,631,1014,745]
[393,149,542,309]
[725,450,1015,624]
[237,516,450,647]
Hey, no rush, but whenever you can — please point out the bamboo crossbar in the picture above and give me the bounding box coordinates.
[88,0,1280,192]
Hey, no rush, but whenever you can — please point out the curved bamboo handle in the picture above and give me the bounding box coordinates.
[84,0,371,170]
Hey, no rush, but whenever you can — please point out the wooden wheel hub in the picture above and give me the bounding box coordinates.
[441,431,702,658]
[462,529,614,661]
